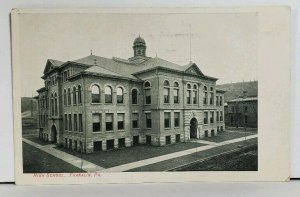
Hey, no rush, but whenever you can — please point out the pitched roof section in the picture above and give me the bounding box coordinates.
[43,59,64,74]
[43,55,215,81]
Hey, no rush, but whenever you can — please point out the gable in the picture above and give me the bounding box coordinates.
[185,63,204,76]
[43,59,64,74]
[43,61,54,74]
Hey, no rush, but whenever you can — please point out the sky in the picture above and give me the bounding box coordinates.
[18,12,257,97]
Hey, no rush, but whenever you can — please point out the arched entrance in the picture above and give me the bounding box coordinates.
[51,125,57,143]
[190,118,198,139]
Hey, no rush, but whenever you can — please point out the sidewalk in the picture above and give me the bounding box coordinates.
[23,133,257,173]
[101,134,257,172]
[23,138,104,172]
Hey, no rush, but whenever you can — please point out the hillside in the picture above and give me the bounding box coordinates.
[216,81,258,102]
[21,97,38,118]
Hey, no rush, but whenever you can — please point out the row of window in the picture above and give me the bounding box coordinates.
[203,111,224,124]
[39,114,48,127]
[64,85,82,106]
[64,113,83,132]
[230,105,249,113]
[91,85,125,104]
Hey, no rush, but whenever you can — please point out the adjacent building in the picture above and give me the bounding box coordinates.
[37,36,225,153]
[224,91,257,128]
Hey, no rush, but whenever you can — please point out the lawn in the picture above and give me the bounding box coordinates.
[177,145,258,171]
[203,131,255,143]
[56,142,206,168]
[23,142,82,173]
[23,135,52,146]
[128,138,258,172]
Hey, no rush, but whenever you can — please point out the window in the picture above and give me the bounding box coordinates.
[245,115,248,124]
[210,112,214,123]
[132,113,139,128]
[117,87,124,104]
[74,114,78,131]
[132,89,138,104]
[105,113,113,131]
[204,112,208,124]
[54,93,58,116]
[176,134,180,143]
[165,136,171,145]
[203,86,208,105]
[64,114,68,130]
[216,111,219,122]
[68,114,72,131]
[163,80,170,104]
[79,114,83,132]
[73,87,77,105]
[220,111,223,121]
[118,138,126,148]
[174,112,180,127]
[78,85,82,104]
[216,96,219,106]
[193,85,197,104]
[91,85,100,103]
[63,89,67,106]
[146,113,152,129]
[144,81,151,104]
[105,86,112,103]
[220,96,223,106]
[67,88,71,105]
[117,113,125,130]
[173,82,179,104]
[51,94,54,116]
[210,92,214,105]
[187,84,191,104]
[164,112,171,128]
[244,106,248,113]
[92,114,101,132]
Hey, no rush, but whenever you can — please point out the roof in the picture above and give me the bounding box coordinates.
[133,36,146,45]
[43,54,217,82]
[48,59,64,67]
[216,89,226,93]
[227,97,257,103]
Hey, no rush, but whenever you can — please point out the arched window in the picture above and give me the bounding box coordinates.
[132,89,138,104]
[78,85,82,104]
[67,88,71,105]
[173,82,179,104]
[144,81,151,88]
[54,93,58,116]
[105,86,112,103]
[187,84,191,104]
[163,80,170,104]
[91,85,100,103]
[203,86,208,105]
[210,87,214,105]
[73,87,77,105]
[117,87,124,104]
[144,81,151,104]
[193,84,197,104]
[63,89,67,106]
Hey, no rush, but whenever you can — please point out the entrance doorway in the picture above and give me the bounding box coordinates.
[50,125,57,143]
[190,118,198,139]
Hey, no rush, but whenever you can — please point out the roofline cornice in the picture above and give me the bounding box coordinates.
[132,66,218,81]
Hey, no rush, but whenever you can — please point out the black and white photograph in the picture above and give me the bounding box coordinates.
[11,7,290,184]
